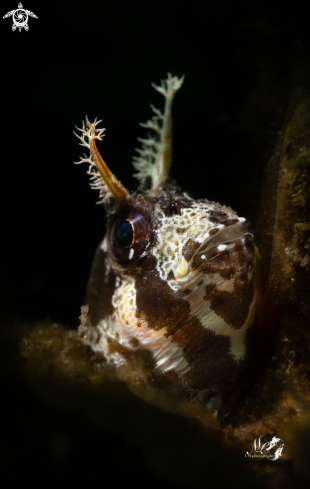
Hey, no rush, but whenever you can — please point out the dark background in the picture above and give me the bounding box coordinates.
[1,1,310,487]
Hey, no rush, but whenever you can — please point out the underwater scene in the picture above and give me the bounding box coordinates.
[1,1,310,488]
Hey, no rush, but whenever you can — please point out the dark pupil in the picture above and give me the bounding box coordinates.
[115,220,133,247]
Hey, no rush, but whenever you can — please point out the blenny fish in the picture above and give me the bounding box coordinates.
[74,74,256,425]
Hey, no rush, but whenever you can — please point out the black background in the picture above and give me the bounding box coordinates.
[1,1,310,487]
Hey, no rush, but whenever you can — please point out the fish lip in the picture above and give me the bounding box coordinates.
[176,219,254,284]
[192,219,253,261]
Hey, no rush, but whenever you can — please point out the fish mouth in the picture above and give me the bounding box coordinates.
[199,219,253,254]
[185,218,254,266]
[175,218,254,283]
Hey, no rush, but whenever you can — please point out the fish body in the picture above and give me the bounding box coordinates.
[75,75,256,424]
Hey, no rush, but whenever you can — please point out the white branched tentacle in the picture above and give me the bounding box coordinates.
[132,73,184,191]
[74,117,113,205]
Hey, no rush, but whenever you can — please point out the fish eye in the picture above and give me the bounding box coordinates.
[108,206,153,267]
[114,220,134,248]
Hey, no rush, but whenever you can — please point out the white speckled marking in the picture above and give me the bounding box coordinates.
[152,202,238,290]
[88,276,189,375]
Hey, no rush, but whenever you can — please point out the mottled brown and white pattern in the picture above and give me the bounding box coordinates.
[75,74,257,424]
